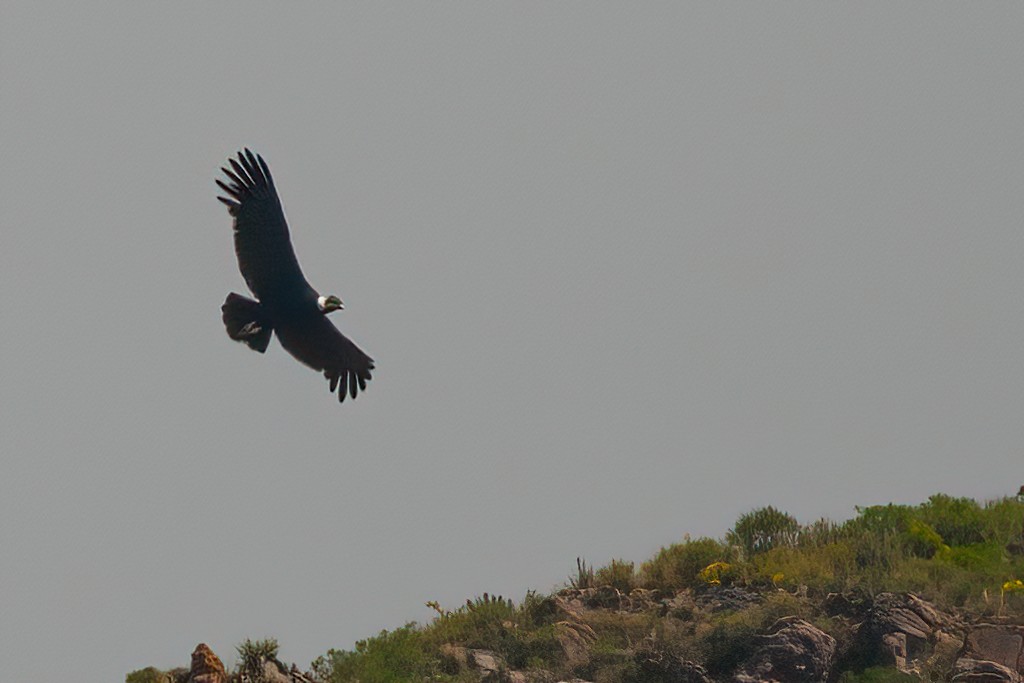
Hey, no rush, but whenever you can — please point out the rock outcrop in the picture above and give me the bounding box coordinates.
[733,616,836,683]
[635,649,713,683]
[189,644,227,683]
[953,624,1024,682]
[136,592,1024,683]
[696,586,764,614]
[554,620,597,668]
[853,591,960,673]
[439,645,516,681]
[952,657,1020,682]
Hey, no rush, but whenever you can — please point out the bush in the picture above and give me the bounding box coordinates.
[236,638,281,680]
[125,668,171,683]
[571,557,596,589]
[846,504,914,537]
[905,519,948,559]
[799,518,845,547]
[595,559,635,592]
[639,537,731,591]
[837,666,918,682]
[747,542,856,593]
[980,497,1024,544]
[727,506,800,557]
[422,593,560,670]
[320,625,433,683]
[917,494,986,547]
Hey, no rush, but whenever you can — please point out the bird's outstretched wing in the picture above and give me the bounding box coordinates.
[275,315,375,402]
[216,149,310,301]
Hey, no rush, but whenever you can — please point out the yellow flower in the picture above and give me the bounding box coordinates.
[699,562,732,586]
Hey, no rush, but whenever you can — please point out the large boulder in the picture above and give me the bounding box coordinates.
[254,659,292,683]
[855,592,957,671]
[733,617,836,683]
[952,657,1020,683]
[953,624,1024,681]
[554,620,598,668]
[469,649,507,678]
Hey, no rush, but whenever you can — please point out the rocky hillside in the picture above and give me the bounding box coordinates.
[127,588,1024,683]
[127,493,1024,683]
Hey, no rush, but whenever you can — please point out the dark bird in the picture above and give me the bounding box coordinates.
[216,149,374,403]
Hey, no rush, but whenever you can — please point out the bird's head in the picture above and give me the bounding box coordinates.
[317,294,345,314]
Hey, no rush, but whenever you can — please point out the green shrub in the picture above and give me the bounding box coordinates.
[321,625,433,683]
[918,494,985,547]
[799,518,845,547]
[747,542,856,593]
[571,557,596,589]
[847,504,914,536]
[980,497,1024,544]
[639,537,731,591]
[595,559,635,592]
[421,593,560,670]
[695,619,756,675]
[846,528,906,573]
[906,519,948,559]
[427,593,516,646]
[236,638,281,679]
[125,668,171,683]
[727,506,800,557]
[942,541,1005,571]
[837,666,917,682]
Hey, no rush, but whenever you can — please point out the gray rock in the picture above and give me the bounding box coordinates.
[823,590,871,619]
[953,623,1024,681]
[952,657,1020,682]
[554,620,597,667]
[635,651,713,683]
[855,592,958,671]
[256,660,291,683]
[438,645,510,680]
[868,593,942,640]
[586,585,624,609]
[468,648,507,676]
[733,617,836,683]
[959,624,1024,672]
[696,586,764,613]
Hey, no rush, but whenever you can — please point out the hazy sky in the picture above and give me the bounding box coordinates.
[2,3,1023,681]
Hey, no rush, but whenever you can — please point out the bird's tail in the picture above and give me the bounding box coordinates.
[222,293,273,353]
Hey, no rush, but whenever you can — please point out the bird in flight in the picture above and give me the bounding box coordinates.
[216,149,374,403]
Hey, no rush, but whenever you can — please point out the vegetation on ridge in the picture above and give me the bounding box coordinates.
[127,492,1024,683]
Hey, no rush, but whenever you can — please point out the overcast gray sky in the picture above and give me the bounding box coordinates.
[2,3,1023,681]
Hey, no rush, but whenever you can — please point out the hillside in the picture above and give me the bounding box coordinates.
[128,493,1024,683]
